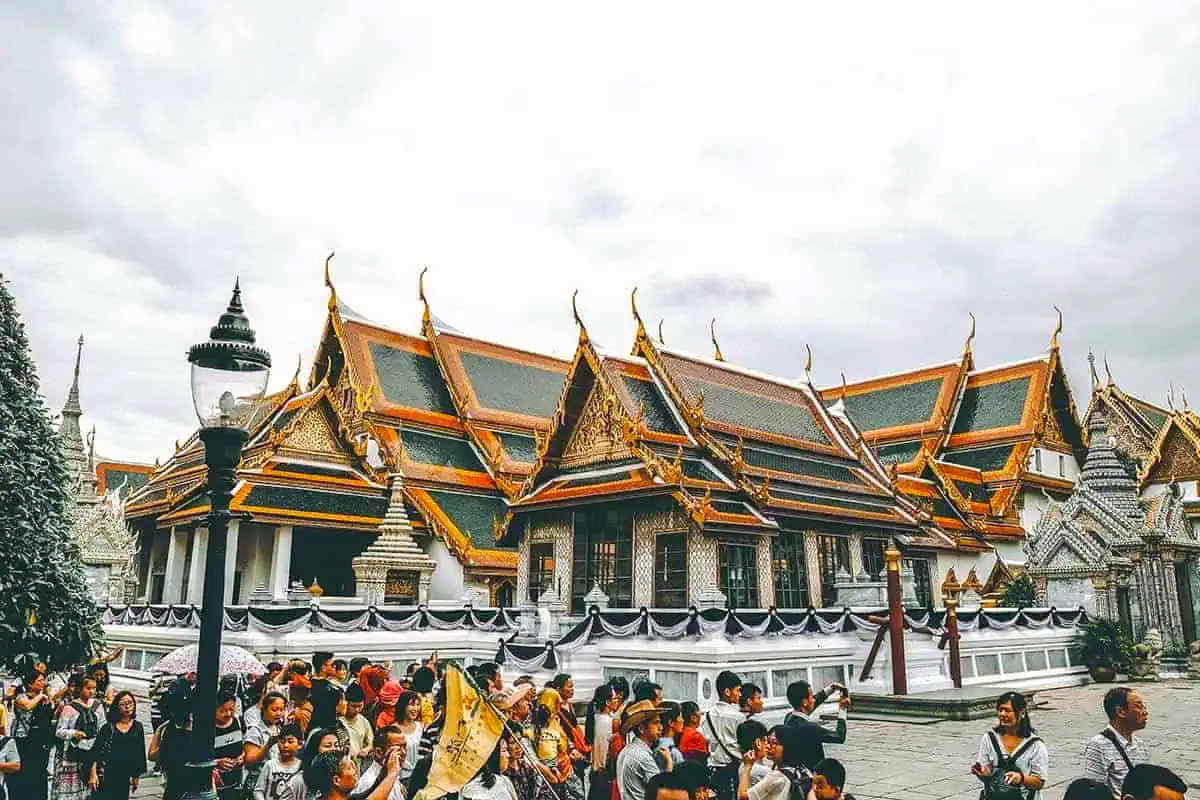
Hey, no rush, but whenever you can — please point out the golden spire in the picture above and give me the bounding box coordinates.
[1050,306,1063,350]
[572,290,588,342]
[710,318,724,362]
[324,252,337,312]
[840,371,848,401]
[803,344,813,383]
[289,354,302,388]
[1103,355,1114,386]
[1167,384,1176,411]
[418,266,431,329]
[964,312,976,356]
[657,319,665,345]
[630,286,647,344]
[1183,387,1190,411]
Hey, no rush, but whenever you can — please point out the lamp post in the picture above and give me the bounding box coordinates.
[181,280,271,800]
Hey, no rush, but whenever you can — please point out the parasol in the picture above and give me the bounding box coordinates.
[153,643,266,677]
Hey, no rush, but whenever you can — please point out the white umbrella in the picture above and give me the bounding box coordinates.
[153,643,267,676]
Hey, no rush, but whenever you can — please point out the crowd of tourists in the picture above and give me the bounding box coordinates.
[0,649,1190,800]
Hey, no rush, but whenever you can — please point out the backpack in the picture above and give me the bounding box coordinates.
[65,701,101,762]
[779,765,812,800]
[980,732,1041,800]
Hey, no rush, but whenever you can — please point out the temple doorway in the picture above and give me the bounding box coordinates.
[289,527,372,597]
[1175,562,1197,644]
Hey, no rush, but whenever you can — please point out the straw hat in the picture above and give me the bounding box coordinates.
[619,700,662,735]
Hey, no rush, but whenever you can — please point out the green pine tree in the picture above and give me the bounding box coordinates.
[1000,572,1038,609]
[0,274,103,672]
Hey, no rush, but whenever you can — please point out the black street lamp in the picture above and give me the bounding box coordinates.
[181,280,271,800]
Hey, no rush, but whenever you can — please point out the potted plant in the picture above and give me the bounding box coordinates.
[1077,617,1131,682]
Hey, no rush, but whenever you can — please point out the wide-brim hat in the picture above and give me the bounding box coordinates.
[620,700,662,735]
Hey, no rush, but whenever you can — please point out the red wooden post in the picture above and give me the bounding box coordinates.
[946,598,963,689]
[885,546,908,695]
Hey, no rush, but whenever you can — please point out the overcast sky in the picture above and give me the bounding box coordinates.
[5,3,1200,464]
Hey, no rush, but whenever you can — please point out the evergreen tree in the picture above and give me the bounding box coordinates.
[1000,572,1038,609]
[0,274,102,671]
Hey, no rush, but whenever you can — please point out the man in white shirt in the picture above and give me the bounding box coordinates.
[1082,687,1150,798]
[355,725,407,800]
[703,671,744,800]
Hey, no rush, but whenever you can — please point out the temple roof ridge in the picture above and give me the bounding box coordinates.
[820,358,961,392]
[966,354,1050,377]
[654,342,824,405]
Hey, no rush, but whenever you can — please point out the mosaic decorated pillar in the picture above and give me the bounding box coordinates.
[804,533,823,607]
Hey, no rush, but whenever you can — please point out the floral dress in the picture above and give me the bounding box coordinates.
[53,699,103,800]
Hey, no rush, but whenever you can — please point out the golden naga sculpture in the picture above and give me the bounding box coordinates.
[710,318,725,362]
[684,390,706,427]
[324,252,337,311]
[752,475,771,504]
[731,435,746,476]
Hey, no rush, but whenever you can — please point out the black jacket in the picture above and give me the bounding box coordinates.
[783,689,847,770]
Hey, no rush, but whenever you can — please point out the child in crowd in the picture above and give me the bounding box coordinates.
[254,724,304,800]
[678,702,709,764]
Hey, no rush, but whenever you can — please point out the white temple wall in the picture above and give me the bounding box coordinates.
[1018,488,1052,536]
[1044,576,1097,615]
[426,538,467,602]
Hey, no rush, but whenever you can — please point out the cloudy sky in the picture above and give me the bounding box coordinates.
[5,2,1200,464]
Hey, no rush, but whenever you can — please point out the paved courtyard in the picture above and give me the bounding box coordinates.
[126,681,1199,800]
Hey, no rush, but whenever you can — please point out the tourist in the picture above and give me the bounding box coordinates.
[253,723,303,800]
[811,758,854,800]
[244,675,274,729]
[394,691,424,783]
[1083,687,1150,798]
[477,663,504,694]
[1063,778,1117,800]
[289,674,315,736]
[417,684,448,761]
[505,720,556,800]
[463,737,520,800]
[609,677,630,710]
[549,674,589,777]
[353,725,407,800]
[150,694,193,800]
[782,680,849,770]
[739,684,764,719]
[331,660,350,689]
[529,691,583,800]
[0,712,20,798]
[1120,764,1187,800]
[301,748,401,800]
[358,665,389,715]
[213,690,247,799]
[633,680,664,706]
[970,691,1048,799]
[283,727,345,800]
[673,761,714,800]
[341,683,374,767]
[53,673,103,800]
[310,652,343,730]
[244,691,288,791]
[586,684,619,800]
[738,726,807,800]
[646,770,692,800]
[10,669,54,800]
[87,662,116,711]
[677,702,708,764]
[735,719,771,789]
[411,666,438,726]
[372,681,403,729]
[87,691,146,800]
[657,703,686,773]
[615,700,666,800]
[703,671,744,800]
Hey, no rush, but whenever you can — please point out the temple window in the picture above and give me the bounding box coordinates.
[903,557,933,607]
[494,580,515,608]
[528,542,555,602]
[771,533,809,608]
[817,535,850,607]
[863,537,889,579]
[570,507,633,614]
[653,532,687,608]
[719,542,759,609]
[1035,448,1043,472]
[1058,453,1065,477]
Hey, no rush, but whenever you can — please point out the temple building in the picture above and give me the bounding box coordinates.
[1025,411,1200,648]
[498,292,972,612]
[125,269,567,608]
[816,315,1087,604]
[57,336,154,604]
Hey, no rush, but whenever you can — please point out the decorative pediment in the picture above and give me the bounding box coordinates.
[560,385,633,470]
[1143,423,1200,485]
[282,404,343,455]
[1044,542,1091,571]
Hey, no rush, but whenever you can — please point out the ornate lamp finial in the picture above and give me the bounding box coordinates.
[323,252,337,311]
[710,318,724,362]
[1050,305,1063,350]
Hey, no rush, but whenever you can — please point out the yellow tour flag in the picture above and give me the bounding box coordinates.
[416,663,505,800]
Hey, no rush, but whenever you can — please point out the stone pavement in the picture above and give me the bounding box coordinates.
[125,681,1199,800]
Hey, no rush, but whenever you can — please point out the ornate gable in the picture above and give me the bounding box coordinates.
[1142,420,1200,485]
[1045,542,1091,571]
[560,385,634,470]
[282,405,343,454]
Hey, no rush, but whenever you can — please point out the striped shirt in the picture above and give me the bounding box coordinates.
[1082,726,1148,798]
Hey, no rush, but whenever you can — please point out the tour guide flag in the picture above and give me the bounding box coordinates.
[416,663,505,800]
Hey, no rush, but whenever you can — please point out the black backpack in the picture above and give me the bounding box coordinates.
[779,765,812,800]
[979,732,1042,800]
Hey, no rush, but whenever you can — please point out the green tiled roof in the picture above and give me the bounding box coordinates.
[736,440,864,485]
[270,406,304,433]
[243,485,387,519]
[952,479,990,503]
[839,378,944,432]
[769,487,895,514]
[620,376,681,434]
[401,428,485,472]
[951,377,1031,434]
[932,498,961,519]
[941,444,1015,473]
[1135,403,1168,431]
[368,342,457,416]
[711,498,753,516]
[682,458,723,481]
[458,352,564,418]
[424,489,514,550]
[677,376,830,445]
[875,441,922,466]
[496,432,538,463]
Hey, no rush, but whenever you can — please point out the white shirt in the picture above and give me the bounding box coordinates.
[703,701,745,766]
[975,732,1050,800]
[355,760,406,800]
[747,770,790,800]
[1082,726,1148,798]
[462,774,518,800]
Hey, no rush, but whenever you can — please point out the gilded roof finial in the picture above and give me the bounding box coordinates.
[1182,387,1190,411]
[1167,383,1176,411]
[572,289,588,342]
[324,252,337,312]
[1087,350,1099,391]
[1103,354,1114,386]
[803,344,813,383]
[1050,305,1063,350]
[289,354,302,388]
[964,312,976,356]
[418,266,431,329]
[840,371,848,401]
[710,318,724,362]
[657,319,665,345]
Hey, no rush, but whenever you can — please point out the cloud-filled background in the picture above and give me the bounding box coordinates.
[4,2,1200,463]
